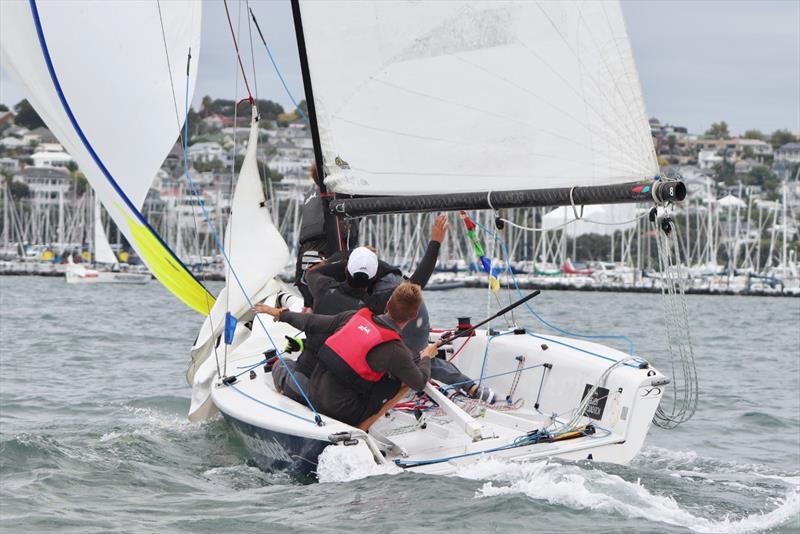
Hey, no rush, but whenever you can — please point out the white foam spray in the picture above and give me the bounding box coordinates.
[316,442,402,483]
[455,457,799,533]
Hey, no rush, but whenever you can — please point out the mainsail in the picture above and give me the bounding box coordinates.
[297,0,658,197]
[0,0,212,314]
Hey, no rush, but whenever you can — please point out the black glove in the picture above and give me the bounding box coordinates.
[284,335,304,354]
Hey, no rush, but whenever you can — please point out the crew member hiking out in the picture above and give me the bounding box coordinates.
[253,283,437,430]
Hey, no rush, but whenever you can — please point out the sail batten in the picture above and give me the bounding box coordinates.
[297,0,658,196]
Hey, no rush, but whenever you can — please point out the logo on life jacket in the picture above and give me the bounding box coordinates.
[357,324,372,335]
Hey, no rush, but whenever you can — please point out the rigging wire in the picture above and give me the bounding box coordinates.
[248,7,309,122]
[245,0,259,100]
[155,1,220,378]
[176,45,323,425]
[223,0,255,103]
[474,219,637,355]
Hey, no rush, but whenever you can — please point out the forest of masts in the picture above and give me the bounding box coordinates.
[1,175,797,281]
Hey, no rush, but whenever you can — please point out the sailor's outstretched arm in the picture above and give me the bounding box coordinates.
[409,214,448,288]
[251,303,351,335]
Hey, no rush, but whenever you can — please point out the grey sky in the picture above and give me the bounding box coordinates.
[2,0,798,136]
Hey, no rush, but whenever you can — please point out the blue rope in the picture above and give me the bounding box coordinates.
[477,332,513,386]
[229,384,318,425]
[248,7,308,124]
[474,221,637,356]
[181,59,321,423]
[394,428,559,468]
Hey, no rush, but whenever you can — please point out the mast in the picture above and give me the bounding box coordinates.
[2,182,8,250]
[782,182,788,274]
[290,0,341,253]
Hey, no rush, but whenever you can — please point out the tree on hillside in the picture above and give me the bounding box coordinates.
[0,104,8,112]
[13,99,44,129]
[256,99,284,120]
[667,134,676,154]
[713,159,736,185]
[705,121,730,139]
[743,129,764,140]
[199,98,284,121]
[200,95,213,116]
[769,129,796,149]
[298,100,308,115]
[8,180,31,200]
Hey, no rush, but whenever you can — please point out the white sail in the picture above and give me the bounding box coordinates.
[0,0,212,314]
[297,0,657,196]
[542,204,637,238]
[93,197,117,265]
[187,108,289,387]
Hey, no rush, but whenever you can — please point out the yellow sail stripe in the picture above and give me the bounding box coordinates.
[118,206,215,315]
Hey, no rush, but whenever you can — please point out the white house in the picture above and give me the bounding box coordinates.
[31,151,73,168]
[13,166,72,207]
[0,136,25,149]
[698,150,723,169]
[775,143,800,164]
[267,154,311,176]
[0,157,19,172]
[187,141,229,164]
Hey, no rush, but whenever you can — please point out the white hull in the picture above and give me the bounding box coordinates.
[193,288,666,479]
[65,267,150,285]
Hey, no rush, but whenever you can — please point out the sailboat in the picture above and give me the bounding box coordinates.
[3,0,695,479]
[65,198,150,284]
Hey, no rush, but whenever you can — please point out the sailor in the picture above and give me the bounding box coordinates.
[299,216,495,403]
[254,283,437,429]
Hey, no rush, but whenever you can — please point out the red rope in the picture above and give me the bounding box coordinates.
[448,334,473,362]
[223,0,255,104]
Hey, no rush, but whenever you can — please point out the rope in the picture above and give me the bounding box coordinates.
[223,0,254,103]
[497,209,648,233]
[179,51,322,424]
[249,7,309,123]
[474,220,637,356]
[155,4,220,380]
[651,211,698,429]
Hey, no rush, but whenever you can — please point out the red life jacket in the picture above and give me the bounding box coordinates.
[317,308,401,394]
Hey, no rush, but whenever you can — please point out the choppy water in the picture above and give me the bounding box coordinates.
[1,276,798,533]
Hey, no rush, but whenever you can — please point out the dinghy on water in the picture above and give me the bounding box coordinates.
[3,0,696,479]
[66,198,149,284]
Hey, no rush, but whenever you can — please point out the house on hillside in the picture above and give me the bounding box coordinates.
[775,142,800,164]
[773,142,800,181]
[31,151,73,168]
[187,141,229,165]
[0,157,20,172]
[13,166,72,206]
[25,126,58,145]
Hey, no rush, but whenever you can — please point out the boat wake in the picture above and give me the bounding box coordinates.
[455,450,799,533]
[316,443,402,483]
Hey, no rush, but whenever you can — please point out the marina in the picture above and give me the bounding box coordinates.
[1,0,798,532]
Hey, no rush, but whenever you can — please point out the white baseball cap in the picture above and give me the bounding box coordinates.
[346,247,378,279]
